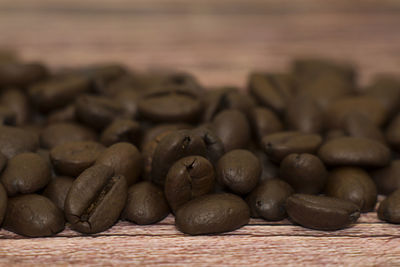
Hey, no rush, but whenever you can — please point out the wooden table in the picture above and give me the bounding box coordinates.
[0,0,400,265]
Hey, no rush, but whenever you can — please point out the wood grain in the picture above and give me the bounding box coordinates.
[1,0,400,266]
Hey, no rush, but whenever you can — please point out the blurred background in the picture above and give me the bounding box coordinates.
[0,0,399,87]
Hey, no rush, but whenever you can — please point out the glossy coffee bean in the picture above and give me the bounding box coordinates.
[165,156,215,212]
[95,142,142,186]
[212,110,251,152]
[0,88,30,126]
[249,107,283,142]
[175,193,250,235]
[65,164,127,234]
[217,149,260,195]
[325,167,377,212]
[122,181,170,225]
[286,194,360,230]
[280,153,327,194]
[1,152,51,196]
[247,179,293,221]
[0,125,39,159]
[343,113,386,143]
[371,160,400,195]
[40,122,97,149]
[0,62,48,87]
[192,126,225,164]
[378,189,400,224]
[100,118,140,146]
[318,137,391,167]
[50,141,105,177]
[43,176,74,211]
[0,184,7,225]
[261,131,322,163]
[3,194,65,237]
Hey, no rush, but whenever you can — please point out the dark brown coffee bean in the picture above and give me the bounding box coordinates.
[378,189,400,224]
[80,64,126,93]
[0,184,7,225]
[140,123,191,149]
[100,118,140,146]
[286,194,360,230]
[212,110,251,152]
[121,181,170,225]
[151,130,207,186]
[47,105,76,124]
[0,88,30,126]
[325,167,377,212]
[253,150,279,183]
[280,153,327,194]
[75,95,124,129]
[343,113,386,143]
[29,75,90,112]
[318,137,391,167]
[65,164,127,234]
[3,194,65,237]
[246,179,293,221]
[249,107,283,142]
[0,62,48,87]
[285,94,324,133]
[261,131,322,163]
[114,89,140,118]
[50,141,105,177]
[371,160,400,195]
[43,176,74,211]
[138,88,203,123]
[95,142,142,186]
[1,152,51,196]
[386,113,400,151]
[217,149,260,195]
[40,122,97,149]
[192,126,225,164]
[165,156,215,212]
[175,193,250,235]
[0,125,39,159]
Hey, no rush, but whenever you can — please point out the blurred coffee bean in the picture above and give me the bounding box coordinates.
[249,107,283,142]
[0,88,30,125]
[100,118,140,146]
[0,125,39,158]
[378,189,400,224]
[371,160,400,195]
[43,176,74,211]
[343,113,386,143]
[0,62,48,87]
[386,113,400,151]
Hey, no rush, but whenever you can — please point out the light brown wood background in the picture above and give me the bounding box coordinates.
[0,0,400,266]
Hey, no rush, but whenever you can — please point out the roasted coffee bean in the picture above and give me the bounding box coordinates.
[0,88,30,126]
[75,95,124,129]
[165,156,215,212]
[79,64,126,93]
[249,107,283,142]
[29,75,90,112]
[0,184,7,225]
[0,125,39,158]
[280,153,327,194]
[325,167,377,212]
[261,131,322,163]
[0,62,48,87]
[100,118,140,146]
[253,150,279,183]
[175,193,250,235]
[343,113,386,143]
[386,113,400,151]
[151,130,207,186]
[246,179,293,221]
[212,110,251,152]
[378,189,400,224]
[140,123,191,149]
[3,194,65,237]
[43,176,74,211]
[113,89,140,118]
[371,160,400,195]
[50,141,105,177]
[95,142,142,186]
[286,194,360,230]
[65,164,127,234]
[138,88,203,123]
[217,149,260,195]
[47,105,76,124]
[40,122,97,149]
[318,137,391,167]
[122,181,170,225]
[192,126,225,163]
[1,152,51,196]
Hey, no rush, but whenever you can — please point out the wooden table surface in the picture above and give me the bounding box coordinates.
[1,0,400,266]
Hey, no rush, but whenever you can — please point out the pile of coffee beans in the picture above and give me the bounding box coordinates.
[0,52,400,237]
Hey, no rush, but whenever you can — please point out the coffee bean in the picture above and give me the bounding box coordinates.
[378,189,400,224]
[43,176,74,211]
[386,114,400,151]
[249,107,283,142]
[1,152,51,196]
[175,193,250,235]
[286,194,360,230]
[113,89,140,118]
[0,125,39,159]
[40,122,97,149]
[0,184,7,225]
[325,167,377,212]
[0,88,30,126]
[217,149,260,195]
[122,181,170,225]
[261,131,322,163]
[252,149,279,183]
[0,62,48,87]
[280,153,327,194]
[50,141,105,177]
[343,113,386,143]
[95,142,142,186]
[246,179,293,221]
[371,160,400,195]
[65,164,127,234]
[100,118,140,146]
[318,137,391,167]
[3,194,65,237]
[140,123,191,149]
[212,110,251,152]
[324,129,346,141]
[192,126,225,163]
[165,156,215,212]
